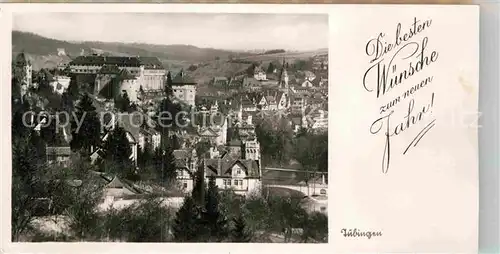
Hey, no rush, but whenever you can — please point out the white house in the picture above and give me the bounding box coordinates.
[50,76,71,94]
[253,66,267,81]
[303,71,316,82]
[203,158,261,196]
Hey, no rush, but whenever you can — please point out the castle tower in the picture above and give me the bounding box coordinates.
[15,52,32,87]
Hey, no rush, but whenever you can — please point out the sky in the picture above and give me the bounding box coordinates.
[13,13,328,51]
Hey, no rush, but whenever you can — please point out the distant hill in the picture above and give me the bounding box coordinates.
[12,31,327,77]
[12,31,92,57]
[12,31,251,67]
[83,42,252,62]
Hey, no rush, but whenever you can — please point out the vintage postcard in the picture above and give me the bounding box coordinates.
[2,4,329,249]
[0,3,478,254]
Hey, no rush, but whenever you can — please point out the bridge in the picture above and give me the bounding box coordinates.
[264,167,328,174]
[262,167,328,197]
[265,184,328,197]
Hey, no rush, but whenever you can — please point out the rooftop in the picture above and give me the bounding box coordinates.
[172,70,196,85]
[71,55,142,67]
[204,158,260,177]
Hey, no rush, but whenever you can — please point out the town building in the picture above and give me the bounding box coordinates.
[303,71,317,82]
[256,90,288,111]
[196,113,228,146]
[306,108,328,131]
[174,148,198,192]
[139,57,166,91]
[172,70,197,107]
[253,65,267,81]
[49,76,71,95]
[291,96,306,114]
[45,146,71,167]
[93,113,159,167]
[301,79,314,88]
[69,55,166,95]
[312,54,328,71]
[202,158,262,196]
[211,76,229,88]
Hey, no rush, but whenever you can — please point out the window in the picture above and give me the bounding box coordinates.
[236,169,242,175]
[239,180,243,186]
[234,179,238,186]
[183,182,188,189]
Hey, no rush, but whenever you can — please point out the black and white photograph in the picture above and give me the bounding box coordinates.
[10,12,329,243]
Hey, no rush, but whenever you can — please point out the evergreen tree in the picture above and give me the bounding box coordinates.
[165,71,173,97]
[67,76,79,99]
[156,146,177,184]
[172,196,201,242]
[11,99,31,139]
[231,214,252,242]
[102,126,133,176]
[191,164,206,206]
[157,97,186,148]
[137,141,153,169]
[201,176,228,242]
[118,92,131,113]
[11,131,49,240]
[61,91,74,112]
[70,93,101,157]
[266,62,275,74]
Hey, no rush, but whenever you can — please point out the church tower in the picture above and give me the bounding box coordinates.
[278,58,289,91]
[278,58,290,108]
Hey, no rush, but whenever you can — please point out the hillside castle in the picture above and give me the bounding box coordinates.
[68,55,196,107]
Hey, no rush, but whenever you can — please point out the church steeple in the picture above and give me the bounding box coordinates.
[279,58,289,90]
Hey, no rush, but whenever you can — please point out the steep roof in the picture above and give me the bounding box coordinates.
[198,127,219,137]
[105,176,142,194]
[204,158,260,177]
[119,69,136,80]
[173,149,195,169]
[99,64,121,74]
[138,56,164,69]
[71,55,142,67]
[116,113,145,143]
[172,70,196,85]
[15,52,30,65]
[253,65,265,74]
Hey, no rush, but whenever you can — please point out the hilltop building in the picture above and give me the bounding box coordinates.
[69,55,166,94]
